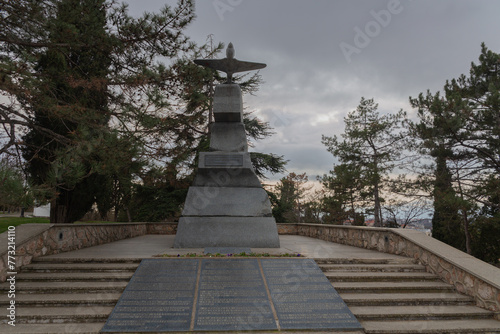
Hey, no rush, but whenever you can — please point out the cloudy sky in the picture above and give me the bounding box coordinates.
[128,0,500,181]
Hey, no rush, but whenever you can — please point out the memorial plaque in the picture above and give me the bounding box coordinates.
[102,258,361,333]
[194,259,277,331]
[261,259,362,330]
[101,259,199,332]
[204,154,243,167]
[204,247,252,255]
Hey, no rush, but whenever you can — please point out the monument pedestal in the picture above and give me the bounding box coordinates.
[174,217,279,248]
[174,84,279,248]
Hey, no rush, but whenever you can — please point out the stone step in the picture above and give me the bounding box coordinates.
[21,262,139,273]
[314,257,417,265]
[320,263,426,272]
[349,305,494,321]
[15,272,133,282]
[0,306,113,324]
[326,271,439,282]
[332,281,455,293]
[361,319,500,333]
[31,257,142,264]
[0,293,121,307]
[0,281,128,294]
[0,323,366,334]
[0,323,105,334]
[340,292,475,306]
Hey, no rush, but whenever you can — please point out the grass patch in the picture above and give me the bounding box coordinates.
[0,217,50,234]
[74,221,132,224]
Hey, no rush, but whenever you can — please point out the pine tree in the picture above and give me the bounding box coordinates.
[270,173,309,223]
[431,151,465,249]
[410,44,499,259]
[22,0,113,223]
[322,98,408,227]
[320,163,365,225]
[2,0,197,223]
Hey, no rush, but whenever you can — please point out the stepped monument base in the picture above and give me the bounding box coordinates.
[174,46,279,248]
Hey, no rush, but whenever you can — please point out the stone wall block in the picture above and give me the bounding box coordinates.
[420,250,429,265]
[440,258,453,271]
[388,238,396,253]
[22,255,32,266]
[464,273,474,291]
[370,233,377,250]
[377,235,386,252]
[456,281,466,294]
[76,229,85,239]
[478,281,495,301]
[356,236,363,248]
[409,243,418,260]
[0,257,6,281]
[16,247,26,256]
[25,240,36,254]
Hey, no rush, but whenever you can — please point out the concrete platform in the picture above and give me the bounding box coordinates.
[42,234,407,261]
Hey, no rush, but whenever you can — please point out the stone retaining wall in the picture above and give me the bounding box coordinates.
[1,223,177,281]
[3,222,499,315]
[295,223,500,314]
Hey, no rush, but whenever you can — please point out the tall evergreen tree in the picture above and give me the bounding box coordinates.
[410,44,499,260]
[410,92,464,248]
[270,172,309,223]
[320,163,365,225]
[322,98,409,227]
[1,0,197,223]
[22,0,114,223]
[431,151,465,249]
[2,2,283,223]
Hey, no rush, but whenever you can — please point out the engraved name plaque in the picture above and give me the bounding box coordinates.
[101,259,362,333]
[101,259,198,332]
[261,259,362,330]
[204,154,243,167]
[194,259,276,331]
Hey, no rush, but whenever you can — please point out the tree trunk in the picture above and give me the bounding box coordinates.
[50,191,72,224]
[456,174,472,254]
[373,182,383,227]
[126,208,132,223]
[50,201,69,223]
[462,210,472,254]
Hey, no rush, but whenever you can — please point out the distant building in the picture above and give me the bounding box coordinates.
[33,204,50,218]
[364,219,375,227]
[343,219,353,226]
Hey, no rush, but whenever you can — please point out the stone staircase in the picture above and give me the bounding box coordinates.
[1,256,499,333]
[317,258,500,334]
[0,258,140,333]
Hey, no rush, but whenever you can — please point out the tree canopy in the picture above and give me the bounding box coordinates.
[322,97,409,227]
[1,0,285,223]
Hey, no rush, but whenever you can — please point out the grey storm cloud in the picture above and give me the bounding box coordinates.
[127,0,500,180]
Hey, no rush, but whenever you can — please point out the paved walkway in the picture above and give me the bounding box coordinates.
[43,234,407,260]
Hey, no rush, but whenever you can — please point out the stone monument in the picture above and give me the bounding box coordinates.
[174,43,280,248]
